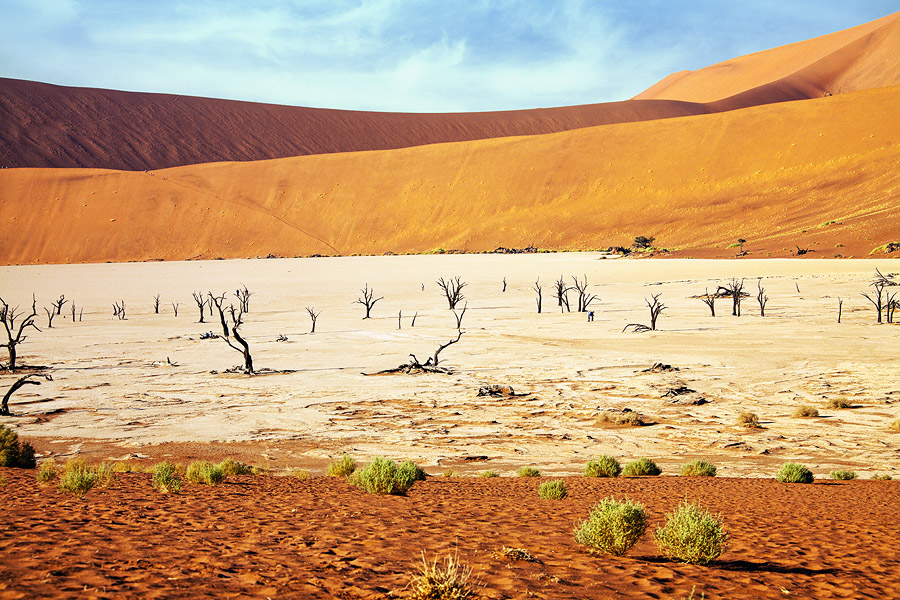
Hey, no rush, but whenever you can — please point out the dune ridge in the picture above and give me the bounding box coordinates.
[2,84,898,264]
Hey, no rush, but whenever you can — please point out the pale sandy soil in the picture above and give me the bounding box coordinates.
[1,254,898,478]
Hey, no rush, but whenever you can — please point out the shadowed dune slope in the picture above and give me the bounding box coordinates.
[637,10,900,104]
[2,84,898,264]
[0,77,708,171]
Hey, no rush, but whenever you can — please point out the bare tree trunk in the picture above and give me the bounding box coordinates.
[355,284,383,319]
[837,297,843,323]
[153,294,161,314]
[533,279,542,313]
[2,373,52,415]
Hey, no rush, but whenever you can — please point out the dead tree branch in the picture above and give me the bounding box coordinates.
[437,277,467,309]
[153,294,161,314]
[757,280,768,317]
[452,304,467,329]
[44,307,56,328]
[533,279,542,313]
[1,295,40,371]
[2,373,52,415]
[51,295,67,315]
[699,288,716,317]
[235,285,253,313]
[192,291,206,323]
[554,276,572,312]
[571,275,598,312]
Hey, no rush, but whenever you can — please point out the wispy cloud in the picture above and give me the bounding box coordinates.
[0,0,896,111]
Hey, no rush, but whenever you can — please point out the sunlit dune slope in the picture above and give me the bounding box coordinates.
[0,77,707,171]
[2,85,898,264]
[637,11,900,104]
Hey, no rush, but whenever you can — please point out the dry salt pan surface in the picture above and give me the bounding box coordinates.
[1,254,898,477]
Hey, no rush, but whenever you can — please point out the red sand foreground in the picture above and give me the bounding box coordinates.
[1,468,898,599]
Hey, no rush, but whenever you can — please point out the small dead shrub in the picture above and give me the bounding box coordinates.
[793,405,819,418]
[490,547,537,562]
[598,411,646,426]
[825,398,852,410]
[326,454,357,477]
[736,411,760,429]
[830,470,857,480]
[405,552,477,600]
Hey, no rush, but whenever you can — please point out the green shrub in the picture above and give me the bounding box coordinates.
[397,460,427,484]
[478,470,499,478]
[289,468,310,480]
[326,454,356,477]
[217,458,252,476]
[736,411,760,428]
[680,460,717,477]
[574,497,648,556]
[830,470,857,480]
[152,461,182,493]
[58,459,109,498]
[186,460,226,485]
[406,552,476,600]
[0,425,36,468]
[623,457,661,477]
[871,473,893,481]
[36,459,58,483]
[516,466,541,477]
[825,397,851,409]
[350,457,415,495]
[584,455,621,478]
[793,405,819,418]
[538,480,567,500]
[776,462,814,483]
[654,500,729,564]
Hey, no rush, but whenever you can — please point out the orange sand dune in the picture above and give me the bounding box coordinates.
[0,77,707,171]
[638,11,900,103]
[2,84,898,264]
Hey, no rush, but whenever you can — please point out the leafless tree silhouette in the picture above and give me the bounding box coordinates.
[306,307,321,333]
[452,304,467,329]
[43,306,56,328]
[153,294,161,314]
[554,276,571,312]
[699,288,716,316]
[756,280,768,317]
[355,284,383,319]
[862,269,897,324]
[112,301,126,320]
[571,275,598,312]
[437,277,467,309]
[235,285,253,313]
[192,291,206,323]
[1,295,40,371]
[719,279,746,317]
[50,295,67,315]
[624,294,666,332]
[2,373,52,416]
[533,279,543,313]
[171,302,179,317]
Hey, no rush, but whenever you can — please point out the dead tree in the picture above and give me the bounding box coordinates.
[51,295,67,315]
[235,285,253,313]
[355,284,383,319]
[571,275,598,312]
[374,331,465,374]
[306,307,321,333]
[554,276,572,312]
[112,301,126,320]
[624,294,666,332]
[171,302,179,317]
[153,294,161,314]
[43,307,56,328]
[452,304,467,329]
[398,311,402,330]
[1,296,40,371]
[887,293,898,324]
[719,279,745,316]
[502,277,507,293]
[192,291,207,323]
[411,312,418,327]
[862,269,897,324]
[209,299,254,374]
[208,292,229,337]
[2,373,52,416]
[837,297,843,323]
[533,279,543,313]
[756,280,768,317]
[699,288,716,316]
[436,277,467,309]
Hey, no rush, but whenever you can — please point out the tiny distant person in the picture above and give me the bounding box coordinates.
[587,310,595,322]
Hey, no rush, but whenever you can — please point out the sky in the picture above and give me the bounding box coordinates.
[1,0,896,112]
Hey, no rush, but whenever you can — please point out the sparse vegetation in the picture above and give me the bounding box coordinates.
[58,460,113,498]
[349,456,416,495]
[830,470,857,480]
[623,457,661,477]
[397,460,427,486]
[289,468,311,480]
[36,459,58,483]
[680,460,717,477]
[793,405,819,418]
[185,460,227,486]
[825,397,852,409]
[516,466,541,477]
[736,411,760,428]
[355,284,383,319]
[654,500,729,565]
[405,552,477,600]
[0,424,36,468]
[776,462,814,483]
[327,454,357,477]
[574,497,648,556]
[890,418,900,432]
[585,455,621,478]
[152,461,182,493]
[538,479,567,500]
[478,470,500,478]
[871,473,893,481]
[217,458,253,476]
[598,411,646,426]
[633,235,655,249]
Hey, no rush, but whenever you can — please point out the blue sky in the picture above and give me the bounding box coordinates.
[1,1,896,112]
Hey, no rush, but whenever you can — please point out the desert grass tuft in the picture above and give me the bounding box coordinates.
[186,460,227,486]
[349,456,415,495]
[478,470,500,478]
[574,497,648,556]
[584,455,621,478]
[871,473,893,481]
[793,405,819,418]
[538,480,567,500]
[0,425,36,468]
[654,499,729,564]
[889,418,900,432]
[679,459,717,477]
[398,460,427,484]
[326,454,356,477]
[623,457,661,477]
[36,459,58,484]
[442,469,455,477]
[825,397,852,409]
[830,470,857,480]
[776,462,814,483]
[405,552,477,600]
[110,460,142,473]
[288,468,311,480]
[58,459,113,498]
[217,458,253,476]
[516,466,541,477]
[736,411,760,429]
[151,461,182,493]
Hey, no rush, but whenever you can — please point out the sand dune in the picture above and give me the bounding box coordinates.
[2,84,898,264]
[637,10,900,103]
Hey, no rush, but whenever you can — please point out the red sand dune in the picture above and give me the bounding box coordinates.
[2,83,898,264]
[2,468,899,599]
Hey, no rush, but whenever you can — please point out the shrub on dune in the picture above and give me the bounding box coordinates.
[679,460,717,477]
[406,552,477,600]
[186,460,226,485]
[830,470,857,480]
[623,457,661,477]
[654,500,729,565]
[516,466,541,477]
[538,480,567,500]
[326,454,356,477]
[0,425,36,468]
[152,461,182,493]
[793,405,819,418]
[776,462,814,483]
[574,497,648,556]
[350,457,415,495]
[584,455,621,478]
